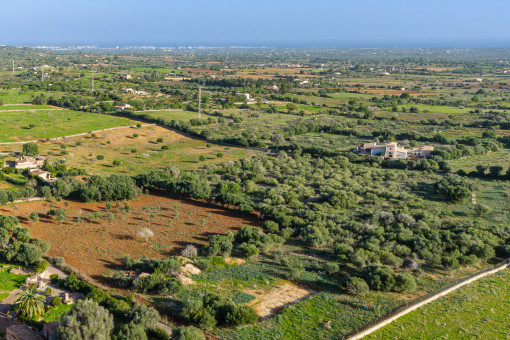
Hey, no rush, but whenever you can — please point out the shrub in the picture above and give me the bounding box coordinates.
[181,245,198,258]
[178,326,205,340]
[0,215,19,231]
[13,226,32,242]
[441,256,460,269]
[116,322,147,340]
[147,327,169,340]
[239,243,259,257]
[225,305,258,326]
[36,259,49,273]
[113,160,121,166]
[96,155,105,160]
[360,265,396,292]
[217,153,224,158]
[346,277,369,296]
[51,296,62,307]
[324,262,339,275]
[158,278,183,296]
[29,212,39,223]
[44,287,52,296]
[124,304,161,330]
[393,272,417,293]
[161,145,169,150]
[58,299,114,339]
[50,274,59,284]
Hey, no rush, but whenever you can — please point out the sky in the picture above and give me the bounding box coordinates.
[1,0,509,48]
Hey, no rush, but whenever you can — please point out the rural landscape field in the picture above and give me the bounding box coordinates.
[0,2,508,339]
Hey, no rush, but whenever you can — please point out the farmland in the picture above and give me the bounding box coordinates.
[0,125,254,174]
[0,109,133,142]
[368,269,510,339]
[0,46,509,339]
[0,194,261,278]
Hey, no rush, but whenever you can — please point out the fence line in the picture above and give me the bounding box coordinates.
[345,259,510,340]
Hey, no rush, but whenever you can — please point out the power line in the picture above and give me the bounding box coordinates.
[198,85,202,120]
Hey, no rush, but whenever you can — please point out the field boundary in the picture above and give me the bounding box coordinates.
[0,123,155,145]
[345,259,510,340]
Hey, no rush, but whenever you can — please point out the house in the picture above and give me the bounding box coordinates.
[408,145,434,158]
[115,103,133,111]
[236,93,251,101]
[12,156,45,169]
[264,85,279,92]
[29,169,55,182]
[6,324,44,340]
[474,78,483,82]
[354,142,433,160]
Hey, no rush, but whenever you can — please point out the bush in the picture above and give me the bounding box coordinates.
[96,155,105,160]
[181,245,198,258]
[50,274,59,284]
[0,215,19,231]
[360,265,396,292]
[441,256,460,269]
[324,262,339,275]
[393,272,417,293]
[124,304,161,330]
[147,327,169,340]
[239,243,259,258]
[36,259,49,273]
[116,322,147,340]
[51,296,62,307]
[225,305,258,326]
[44,287,52,296]
[346,277,369,296]
[158,278,183,296]
[58,299,114,339]
[178,326,205,340]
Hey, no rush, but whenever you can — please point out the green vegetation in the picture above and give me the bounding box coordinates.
[368,269,510,339]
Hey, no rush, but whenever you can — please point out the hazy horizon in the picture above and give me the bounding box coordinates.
[2,0,509,48]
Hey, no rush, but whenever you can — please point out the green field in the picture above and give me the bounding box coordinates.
[0,264,28,301]
[134,109,210,122]
[368,269,510,339]
[0,110,133,142]
[0,104,55,111]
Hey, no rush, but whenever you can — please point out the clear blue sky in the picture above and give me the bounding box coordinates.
[2,0,509,47]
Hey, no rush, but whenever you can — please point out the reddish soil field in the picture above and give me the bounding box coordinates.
[0,194,260,280]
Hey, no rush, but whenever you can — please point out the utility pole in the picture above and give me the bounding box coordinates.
[41,65,44,82]
[91,72,95,92]
[198,85,202,120]
[12,60,14,76]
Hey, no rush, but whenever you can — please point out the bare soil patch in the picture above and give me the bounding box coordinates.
[246,280,316,319]
[0,194,261,280]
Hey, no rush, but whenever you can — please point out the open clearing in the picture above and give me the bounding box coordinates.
[367,269,510,339]
[0,194,261,280]
[247,280,316,319]
[0,125,254,173]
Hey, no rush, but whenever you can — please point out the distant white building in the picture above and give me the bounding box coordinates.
[115,103,133,111]
[354,142,434,160]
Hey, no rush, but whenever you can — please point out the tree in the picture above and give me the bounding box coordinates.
[16,285,45,319]
[29,212,39,223]
[346,277,369,296]
[137,227,154,242]
[58,299,114,340]
[435,175,472,203]
[178,326,205,340]
[23,142,39,156]
[116,322,148,340]
[360,265,396,292]
[393,273,417,293]
[124,304,161,330]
